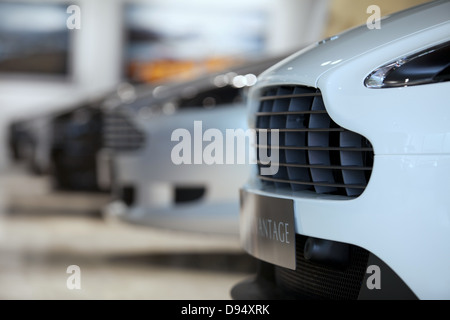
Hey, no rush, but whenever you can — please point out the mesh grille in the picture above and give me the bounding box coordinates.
[102,111,145,151]
[256,85,374,197]
[275,234,369,300]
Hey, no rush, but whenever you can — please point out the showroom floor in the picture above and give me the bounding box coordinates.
[0,166,256,300]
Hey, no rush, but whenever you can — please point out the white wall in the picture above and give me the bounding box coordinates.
[0,0,329,169]
[265,0,330,55]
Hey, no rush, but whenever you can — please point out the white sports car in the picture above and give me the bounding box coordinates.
[233,0,450,300]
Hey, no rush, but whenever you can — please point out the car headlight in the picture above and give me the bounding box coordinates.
[364,40,450,88]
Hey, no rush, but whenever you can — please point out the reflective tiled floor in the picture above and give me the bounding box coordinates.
[0,166,255,300]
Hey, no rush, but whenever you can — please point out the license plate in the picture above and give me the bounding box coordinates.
[240,190,296,270]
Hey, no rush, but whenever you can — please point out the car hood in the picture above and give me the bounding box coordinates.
[103,55,290,114]
[256,0,450,88]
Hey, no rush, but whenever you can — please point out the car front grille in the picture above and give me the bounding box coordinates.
[255,85,374,197]
[275,234,370,300]
[102,110,145,151]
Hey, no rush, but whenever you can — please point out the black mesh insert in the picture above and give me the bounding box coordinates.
[275,234,370,300]
[122,186,135,206]
[174,186,206,204]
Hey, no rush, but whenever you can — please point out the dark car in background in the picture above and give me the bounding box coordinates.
[7,115,52,175]
[49,101,106,192]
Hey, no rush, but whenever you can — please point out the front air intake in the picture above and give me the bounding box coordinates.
[255,85,374,197]
[102,110,145,151]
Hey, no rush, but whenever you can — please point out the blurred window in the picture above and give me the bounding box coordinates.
[0,2,70,76]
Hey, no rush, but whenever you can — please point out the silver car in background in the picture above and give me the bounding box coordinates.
[101,56,286,235]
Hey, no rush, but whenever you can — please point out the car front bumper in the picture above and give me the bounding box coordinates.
[239,153,450,299]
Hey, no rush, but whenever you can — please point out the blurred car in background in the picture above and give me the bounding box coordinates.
[8,119,35,169]
[101,56,287,235]
[232,0,450,300]
[49,98,107,192]
[7,114,52,175]
[6,93,113,193]
[6,92,112,193]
